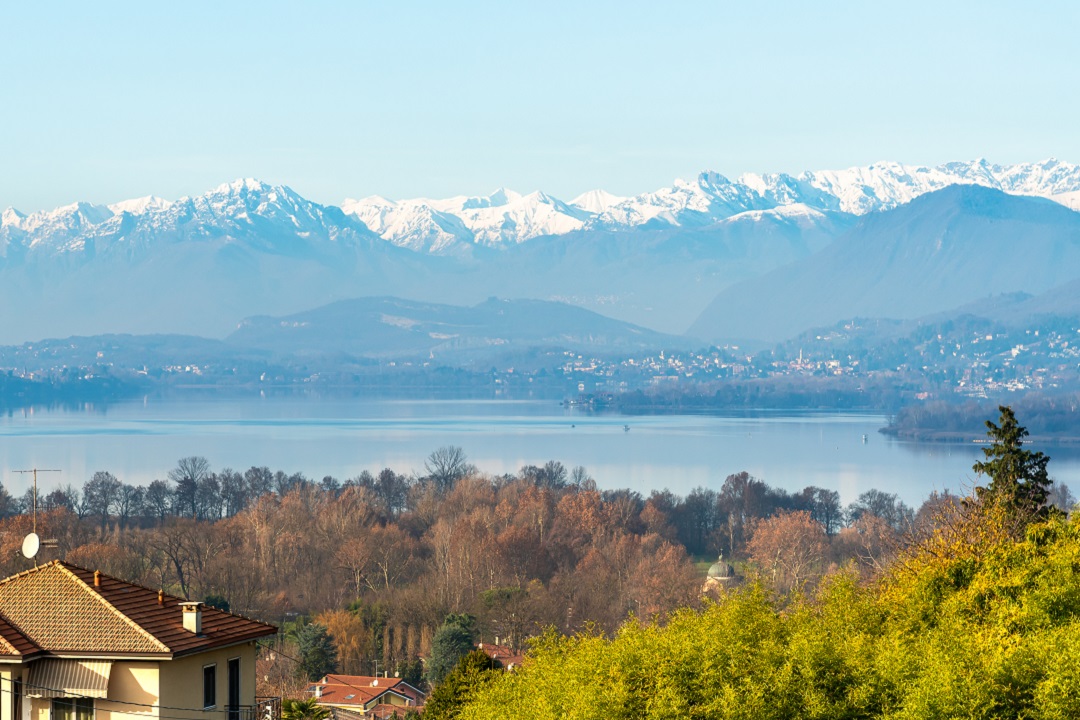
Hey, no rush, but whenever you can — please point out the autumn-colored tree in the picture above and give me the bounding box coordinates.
[626,534,701,617]
[746,510,828,594]
[317,609,373,675]
[830,513,897,576]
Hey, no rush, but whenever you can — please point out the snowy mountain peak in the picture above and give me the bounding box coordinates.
[570,189,628,214]
[43,201,115,227]
[108,195,174,216]
[214,177,276,195]
[342,194,395,208]
[460,187,523,210]
[1,207,26,227]
[696,171,734,188]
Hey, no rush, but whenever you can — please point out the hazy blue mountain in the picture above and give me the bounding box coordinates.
[997,278,1080,319]
[689,185,1080,344]
[0,295,689,374]
[227,296,689,360]
[462,205,856,333]
[0,180,447,343]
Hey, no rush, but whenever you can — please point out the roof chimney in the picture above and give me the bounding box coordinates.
[158,589,165,605]
[313,684,322,699]
[179,602,204,634]
[94,570,102,587]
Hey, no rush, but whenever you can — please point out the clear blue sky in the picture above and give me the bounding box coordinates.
[1,1,1077,212]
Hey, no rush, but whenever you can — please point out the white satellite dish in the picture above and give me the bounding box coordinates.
[21,533,40,560]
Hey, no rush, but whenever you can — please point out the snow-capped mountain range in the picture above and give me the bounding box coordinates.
[0,178,381,261]
[341,158,1080,251]
[4,159,1080,257]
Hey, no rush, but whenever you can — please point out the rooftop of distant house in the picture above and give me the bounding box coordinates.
[311,674,425,708]
[477,642,525,669]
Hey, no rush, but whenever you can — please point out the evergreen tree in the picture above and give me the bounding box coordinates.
[0,481,16,518]
[427,614,477,687]
[973,405,1051,521]
[295,623,338,681]
[423,649,498,720]
[396,657,425,690]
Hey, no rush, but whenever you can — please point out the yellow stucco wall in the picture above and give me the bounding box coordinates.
[17,642,257,720]
[158,643,258,720]
[95,662,159,720]
[1,668,14,720]
[27,695,49,720]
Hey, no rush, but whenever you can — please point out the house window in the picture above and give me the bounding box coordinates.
[204,664,217,708]
[52,698,94,720]
[227,658,241,720]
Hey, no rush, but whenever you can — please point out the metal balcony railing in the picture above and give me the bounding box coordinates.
[227,698,281,720]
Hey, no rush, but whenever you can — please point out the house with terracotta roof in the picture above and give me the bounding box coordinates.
[476,642,523,671]
[309,675,423,718]
[0,561,278,720]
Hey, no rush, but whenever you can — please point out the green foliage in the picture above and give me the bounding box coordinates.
[428,614,478,687]
[294,622,338,681]
[458,512,1080,720]
[203,593,230,612]
[396,657,425,690]
[424,649,500,720]
[281,698,330,720]
[974,405,1052,521]
[346,599,390,663]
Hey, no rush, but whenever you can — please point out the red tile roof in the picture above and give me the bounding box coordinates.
[0,613,41,658]
[321,676,424,702]
[0,561,276,657]
[317,684,382,705]
[478,643,524,669]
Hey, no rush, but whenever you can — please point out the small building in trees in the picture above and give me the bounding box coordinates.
[309,675,424,718]
[702,554,739,593]
[0,561,278,720]
[477,641,524,671]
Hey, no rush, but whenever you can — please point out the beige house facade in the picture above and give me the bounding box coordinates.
[0,562,276,720]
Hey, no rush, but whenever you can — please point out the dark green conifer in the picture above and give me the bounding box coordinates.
[423,649,498,720]
[973,405,1051,520]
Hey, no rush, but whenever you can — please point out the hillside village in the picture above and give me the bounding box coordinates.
[4,314,1080,425]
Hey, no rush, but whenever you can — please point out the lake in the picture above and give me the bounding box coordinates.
[2,395,1078,507]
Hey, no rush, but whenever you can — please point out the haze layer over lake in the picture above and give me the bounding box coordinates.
[3,397,1078,507]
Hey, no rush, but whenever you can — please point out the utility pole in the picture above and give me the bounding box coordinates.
[13,468,61,535]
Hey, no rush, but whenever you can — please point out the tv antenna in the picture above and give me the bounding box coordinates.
[13,468,60,566]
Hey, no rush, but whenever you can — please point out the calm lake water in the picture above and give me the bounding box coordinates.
[2,396,1078,507]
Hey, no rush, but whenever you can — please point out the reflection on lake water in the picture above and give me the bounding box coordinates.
[3,396,1078,508]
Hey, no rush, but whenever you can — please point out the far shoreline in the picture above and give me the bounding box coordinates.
[879,427,1080,447]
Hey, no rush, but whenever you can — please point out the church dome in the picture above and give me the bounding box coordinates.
[707,556,735,579]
